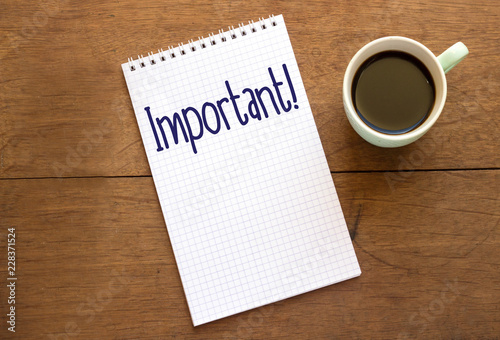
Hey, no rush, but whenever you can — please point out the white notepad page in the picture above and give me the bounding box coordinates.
[122,15,360,326]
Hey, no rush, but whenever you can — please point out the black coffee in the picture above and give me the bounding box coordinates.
[352,51,435,134]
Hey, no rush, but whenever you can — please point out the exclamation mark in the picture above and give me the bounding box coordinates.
[283,64,299,109]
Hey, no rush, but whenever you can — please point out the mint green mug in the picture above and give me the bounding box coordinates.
[343,37,468,147]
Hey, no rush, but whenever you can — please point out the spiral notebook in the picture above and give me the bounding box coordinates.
[121,14,360,326]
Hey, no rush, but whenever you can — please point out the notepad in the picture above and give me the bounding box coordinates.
[122,14,360,326]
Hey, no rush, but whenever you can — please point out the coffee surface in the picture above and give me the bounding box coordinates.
[352,51,435,134]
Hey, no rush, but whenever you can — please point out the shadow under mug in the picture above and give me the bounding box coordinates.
[343,36,468,147]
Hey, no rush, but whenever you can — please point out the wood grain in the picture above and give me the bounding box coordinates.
[0,171,498,339]
[0,0,498,179]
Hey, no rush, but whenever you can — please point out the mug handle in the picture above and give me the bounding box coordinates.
[437,42,469,74]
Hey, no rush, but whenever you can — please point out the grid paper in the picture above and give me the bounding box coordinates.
[121,14,360,326]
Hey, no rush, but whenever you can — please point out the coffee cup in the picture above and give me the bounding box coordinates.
[343,36,468,147]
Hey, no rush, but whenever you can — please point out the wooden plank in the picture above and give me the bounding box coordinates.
[0,0,499,179]
[0,170,498,338]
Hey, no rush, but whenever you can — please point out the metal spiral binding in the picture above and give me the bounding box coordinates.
[126,14,277,71]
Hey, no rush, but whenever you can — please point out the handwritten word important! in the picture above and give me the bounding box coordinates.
[145,64,299,154]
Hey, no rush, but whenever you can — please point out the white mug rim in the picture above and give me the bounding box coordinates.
[343,36,447,143]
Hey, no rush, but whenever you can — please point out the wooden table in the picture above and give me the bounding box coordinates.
[1,0,499,338]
